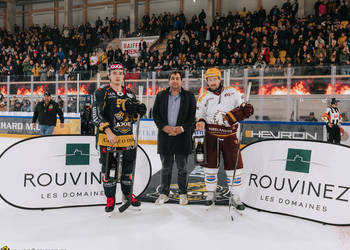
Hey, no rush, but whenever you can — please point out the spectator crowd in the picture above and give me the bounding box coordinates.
[0,0,349,83]
[0,0,350,113]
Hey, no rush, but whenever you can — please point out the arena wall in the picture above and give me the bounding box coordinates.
[1,0,319,29]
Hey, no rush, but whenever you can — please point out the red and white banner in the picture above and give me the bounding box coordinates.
[121,37,158,57]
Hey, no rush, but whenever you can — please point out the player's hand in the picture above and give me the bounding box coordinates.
[60,123,64,129]
[163,125,174,135]
[174,126,183,135]
[32,123,36,129]
[105,129,118,144]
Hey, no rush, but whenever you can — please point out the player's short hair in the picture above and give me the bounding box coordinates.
[168,70,183,81]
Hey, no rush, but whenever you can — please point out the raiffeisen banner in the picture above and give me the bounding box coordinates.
[241,139,350,225]
[0,136,151,209]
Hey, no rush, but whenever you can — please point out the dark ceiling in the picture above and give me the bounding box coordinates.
[0,0,62,6]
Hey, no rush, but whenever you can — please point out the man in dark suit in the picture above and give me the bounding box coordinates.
[152,71,196,205]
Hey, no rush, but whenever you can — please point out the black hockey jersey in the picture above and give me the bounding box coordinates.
[92,85,138,147]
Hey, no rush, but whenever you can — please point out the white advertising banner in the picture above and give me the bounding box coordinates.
[121,37,158,57]
[139,119,157,144]
[241,139,350,225]
[0,136,151,209]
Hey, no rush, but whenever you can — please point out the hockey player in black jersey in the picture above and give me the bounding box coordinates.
[92,62,146,213]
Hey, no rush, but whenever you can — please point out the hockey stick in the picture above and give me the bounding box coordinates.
[119,114,141,213]
[229,81,252,220]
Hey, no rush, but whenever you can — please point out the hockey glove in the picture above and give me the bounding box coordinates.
[224,103,254,125]
[125,100,139,115]
[241,103,254,118]
[137,103,147,117]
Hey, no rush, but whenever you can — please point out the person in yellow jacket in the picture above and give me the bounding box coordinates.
[101,51,108,70]
[32,62,40,81]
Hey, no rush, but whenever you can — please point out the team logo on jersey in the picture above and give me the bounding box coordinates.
[115,111,124,121]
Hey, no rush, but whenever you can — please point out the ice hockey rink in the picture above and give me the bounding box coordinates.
[1,137,350,250]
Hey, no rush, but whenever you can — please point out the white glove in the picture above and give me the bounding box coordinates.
[213,111,230,127]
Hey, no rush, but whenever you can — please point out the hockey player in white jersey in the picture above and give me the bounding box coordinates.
[195,67,254,210]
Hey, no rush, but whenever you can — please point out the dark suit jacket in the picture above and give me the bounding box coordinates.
[139,41,147,51]
[153,87,196,155]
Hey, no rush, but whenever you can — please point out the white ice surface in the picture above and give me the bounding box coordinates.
[1,137,350,250]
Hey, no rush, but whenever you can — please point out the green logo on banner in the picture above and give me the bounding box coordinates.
[66,144,90,165]
[285,148,311,173]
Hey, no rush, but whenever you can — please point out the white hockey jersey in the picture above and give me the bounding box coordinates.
[196,86,243,136]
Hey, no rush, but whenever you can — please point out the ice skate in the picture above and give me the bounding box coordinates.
[229,193,245,211]
[229,193,244,220]
[205,191,216,210]
[105,197,115,215]
[121,194,141,211]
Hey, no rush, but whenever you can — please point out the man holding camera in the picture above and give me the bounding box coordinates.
[92,62,146,213]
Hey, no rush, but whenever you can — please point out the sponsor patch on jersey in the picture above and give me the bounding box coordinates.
[115,121,132,134]
[204,97,214,107]
[107,92,116,99]
[98,133,135,147]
